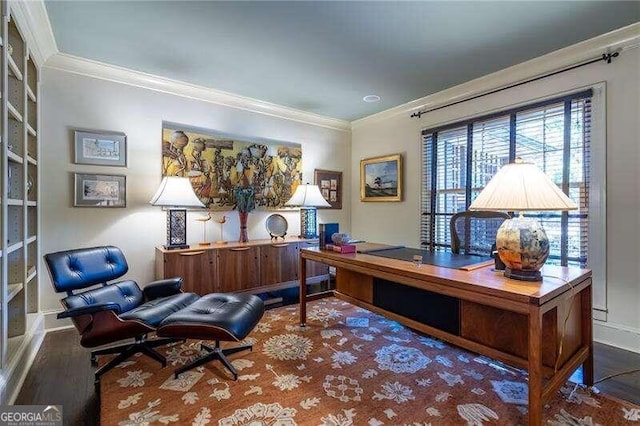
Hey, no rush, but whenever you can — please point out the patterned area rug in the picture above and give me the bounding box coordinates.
[100,297,639,425]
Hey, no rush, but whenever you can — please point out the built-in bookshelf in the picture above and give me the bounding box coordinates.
[0,0,40,392]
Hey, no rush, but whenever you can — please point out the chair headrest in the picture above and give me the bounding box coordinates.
[44,246,129,293]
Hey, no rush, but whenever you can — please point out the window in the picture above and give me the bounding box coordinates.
[421,90,592,267]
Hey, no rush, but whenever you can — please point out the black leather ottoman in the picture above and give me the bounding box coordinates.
[157,293,264,380]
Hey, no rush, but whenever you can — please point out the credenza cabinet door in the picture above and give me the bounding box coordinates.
[163,250,217,295]
[217,246,261,292]
[299,241,330,278]
[261,243,299,286]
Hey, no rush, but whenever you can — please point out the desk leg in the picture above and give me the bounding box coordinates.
[528,304,543,426]
[581,285,594,386]
[299,256,307,327]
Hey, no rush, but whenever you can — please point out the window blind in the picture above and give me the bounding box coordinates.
[421,90,592,267]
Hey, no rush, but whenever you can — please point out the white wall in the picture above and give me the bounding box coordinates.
[40,68,350,318]
[351,47,640,352]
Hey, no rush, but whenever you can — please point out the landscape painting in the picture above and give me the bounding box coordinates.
[162,123,302,210]
[360,154,402,202]
[74,173,126,207]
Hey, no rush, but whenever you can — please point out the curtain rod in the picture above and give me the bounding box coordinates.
[410,51,619,119]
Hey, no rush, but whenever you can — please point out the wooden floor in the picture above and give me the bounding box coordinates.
[15,328,640,423]
[15,329,99,426]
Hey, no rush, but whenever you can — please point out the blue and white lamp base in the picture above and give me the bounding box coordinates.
[299,207,318,239]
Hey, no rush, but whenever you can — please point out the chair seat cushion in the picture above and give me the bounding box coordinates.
[120,292,199,327]
[157,293,264,341]
[63,280,143,313]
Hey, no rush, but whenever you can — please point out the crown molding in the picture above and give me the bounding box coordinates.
[352,22,640,129]
[12,1,349,131]
[9,0,58,67]
[44,53,351,132]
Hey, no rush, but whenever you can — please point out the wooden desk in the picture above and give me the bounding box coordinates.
[299,247,593,426]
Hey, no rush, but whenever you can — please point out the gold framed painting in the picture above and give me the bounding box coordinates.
[360,154,402,202]
[314,169,342,209]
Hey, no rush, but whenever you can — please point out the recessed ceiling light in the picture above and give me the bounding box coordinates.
[363,95,381,103]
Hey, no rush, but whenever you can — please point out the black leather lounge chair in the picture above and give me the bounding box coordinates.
[44,246,199,382]
[45,245,265,382]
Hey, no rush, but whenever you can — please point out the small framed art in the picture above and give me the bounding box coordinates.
[314,169,342,209]
[360,154,402,202]
[74,173,126,207]
[74,130,127,166]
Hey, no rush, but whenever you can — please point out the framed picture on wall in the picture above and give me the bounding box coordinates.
[74,130,127,166]
[314,169,342,209]
[161,122,302,210]
[360,154,402,202]
[74,173,126,207]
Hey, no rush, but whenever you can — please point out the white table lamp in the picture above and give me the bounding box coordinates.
[150,176,205,250]
[469,158,577,281]
[285,184,330,239]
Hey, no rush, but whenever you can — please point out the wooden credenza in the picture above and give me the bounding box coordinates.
[155,238,328,295]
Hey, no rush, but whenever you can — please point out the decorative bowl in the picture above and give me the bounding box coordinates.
[331,233,350,246]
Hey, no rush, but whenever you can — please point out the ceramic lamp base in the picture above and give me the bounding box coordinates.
[496,214,549,282]
[504,267,542,281]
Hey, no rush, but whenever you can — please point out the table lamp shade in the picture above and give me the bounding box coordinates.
[285,184,330,239]
[151,176,205,250]
[150,176,205,208]
[469,159,577,281]
[469,161,577,211]
[285,184,331,208]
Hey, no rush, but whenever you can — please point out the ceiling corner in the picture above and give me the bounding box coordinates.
[10,0,58,67]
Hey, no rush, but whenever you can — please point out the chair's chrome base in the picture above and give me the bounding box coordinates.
[173,341,253,380]
[91,337,183,381]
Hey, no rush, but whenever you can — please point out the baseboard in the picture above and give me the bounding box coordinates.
[0,313,46,404]
[43,309,72,330]
[594,320,640,353]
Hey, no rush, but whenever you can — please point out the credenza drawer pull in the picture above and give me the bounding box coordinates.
[271,244,289,248]
[179,251,205,256]
[230,247,251,252]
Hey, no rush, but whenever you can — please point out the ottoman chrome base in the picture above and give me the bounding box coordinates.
[174,340,253,380]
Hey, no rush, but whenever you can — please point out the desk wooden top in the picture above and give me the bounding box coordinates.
[301,247,591,307]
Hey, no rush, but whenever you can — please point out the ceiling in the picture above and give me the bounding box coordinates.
[44,1,639,122]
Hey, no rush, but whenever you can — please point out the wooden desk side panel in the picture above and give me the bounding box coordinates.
[336,269,373,304]
[461,299,583,369]
[555,293,583,368]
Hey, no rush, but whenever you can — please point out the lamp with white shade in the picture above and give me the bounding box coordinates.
[150,176,205,250]
[469,158,577,281]
[285,184,331,239]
